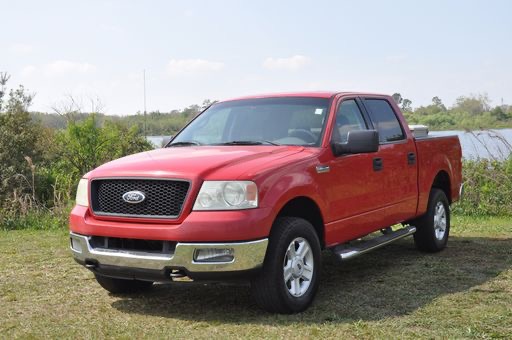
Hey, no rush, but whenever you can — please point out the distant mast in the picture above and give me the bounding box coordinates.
[143,69,147,137]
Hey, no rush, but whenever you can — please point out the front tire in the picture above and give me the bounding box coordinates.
[251,217,321,314]
[94,274,154,294]
[413,188,450,252]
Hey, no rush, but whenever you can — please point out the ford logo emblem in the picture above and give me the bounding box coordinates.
[122,191,146,204]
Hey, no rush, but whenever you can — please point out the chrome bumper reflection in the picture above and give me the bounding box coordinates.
[70,232,268,272]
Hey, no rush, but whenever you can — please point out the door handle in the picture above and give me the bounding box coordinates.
[373,157,383,171]
[407,152,416,165]
[315,165,330,174]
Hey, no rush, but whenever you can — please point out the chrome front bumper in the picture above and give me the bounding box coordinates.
[70,232,268,274]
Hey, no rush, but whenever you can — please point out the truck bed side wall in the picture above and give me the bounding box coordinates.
[415,136,462,216]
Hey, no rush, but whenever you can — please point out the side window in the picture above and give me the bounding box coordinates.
[332,99,367,143]
[364,99,405,143]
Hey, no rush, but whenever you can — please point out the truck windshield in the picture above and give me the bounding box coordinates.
[169,97,330,147]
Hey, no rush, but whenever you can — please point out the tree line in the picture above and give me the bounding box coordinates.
[392,92,512,130]
[29,92,512,136]
[31,99,216,136]
[0,74,153,227]
[1,74,512,229]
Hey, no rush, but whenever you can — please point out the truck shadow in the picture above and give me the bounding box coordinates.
[111,236,512,324]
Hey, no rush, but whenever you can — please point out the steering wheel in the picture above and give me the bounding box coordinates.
[289,129,317,143]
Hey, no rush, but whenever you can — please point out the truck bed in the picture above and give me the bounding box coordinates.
[415,135,463,216]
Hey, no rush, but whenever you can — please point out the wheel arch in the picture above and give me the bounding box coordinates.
[431,170,452,203]
[275,196,325,249]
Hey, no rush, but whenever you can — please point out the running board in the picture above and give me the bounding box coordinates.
[332,226,417,261]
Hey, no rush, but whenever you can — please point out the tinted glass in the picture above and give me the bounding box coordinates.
[332,100,367,143]
[364,99,405,143]
[171,97,330,146]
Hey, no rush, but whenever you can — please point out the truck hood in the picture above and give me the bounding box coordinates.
[89,145,308,180]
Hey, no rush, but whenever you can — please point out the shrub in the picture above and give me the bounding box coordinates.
[453,131,512,216]
[454,157,512,216]
[0,77,153,228]
[0,206,71,231]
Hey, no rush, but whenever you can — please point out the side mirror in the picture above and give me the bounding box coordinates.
[332,130,379,156]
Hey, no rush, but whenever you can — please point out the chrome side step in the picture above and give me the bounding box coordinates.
[331,225,417,261]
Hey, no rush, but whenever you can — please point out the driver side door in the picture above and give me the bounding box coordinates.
[324,97,385,243]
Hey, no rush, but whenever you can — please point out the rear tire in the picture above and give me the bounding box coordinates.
[251,217,321,314]
[94,274,153,294]
[413,188,450,252]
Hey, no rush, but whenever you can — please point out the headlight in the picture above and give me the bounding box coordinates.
[193,181,258,210]
[75,178,89,207]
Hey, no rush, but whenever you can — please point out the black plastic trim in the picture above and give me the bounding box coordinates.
[77,258,261,282]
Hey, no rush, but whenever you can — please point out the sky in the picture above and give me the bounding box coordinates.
[2,0,512,115]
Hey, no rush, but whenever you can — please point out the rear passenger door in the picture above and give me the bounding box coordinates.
[361,97,418,224]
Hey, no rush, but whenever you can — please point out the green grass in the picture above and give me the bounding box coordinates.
[1,214,511,339]
[0,209,70,231]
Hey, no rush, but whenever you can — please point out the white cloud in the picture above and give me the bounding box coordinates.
[386,55,408,63]
[166,58,224,76]
[262,55,310,71]
[127,72,142,80]
[20,65,37,77]
[183,9,195,18]
[305,81,325,90]
[100,23,124,33]
[44,60,96,76]
[9,43,34,55]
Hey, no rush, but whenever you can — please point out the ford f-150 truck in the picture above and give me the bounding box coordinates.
[70,92,462,313]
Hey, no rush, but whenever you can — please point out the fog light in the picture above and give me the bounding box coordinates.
[194,248,234,263]
[70,238,82,253]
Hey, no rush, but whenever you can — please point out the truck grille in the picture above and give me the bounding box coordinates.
[90,179,190,219]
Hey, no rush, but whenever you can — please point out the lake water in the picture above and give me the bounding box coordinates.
[147,136,173,148]
[147,129,512,160]
[430,129,512,160]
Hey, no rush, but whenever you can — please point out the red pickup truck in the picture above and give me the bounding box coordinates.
[70,92,462,313]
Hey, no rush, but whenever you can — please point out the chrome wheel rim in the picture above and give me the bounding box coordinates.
[283,237,314,297]
[434,201,447,240]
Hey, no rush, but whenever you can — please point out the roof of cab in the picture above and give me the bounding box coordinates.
[220,91,389,102]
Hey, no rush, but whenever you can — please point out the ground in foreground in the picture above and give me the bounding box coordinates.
[1,215,511,338]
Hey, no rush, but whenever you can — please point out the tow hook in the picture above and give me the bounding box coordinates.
[170,269,187,279]
[85,260,98,269]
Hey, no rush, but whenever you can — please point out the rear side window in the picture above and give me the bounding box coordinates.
[364,99,405,143]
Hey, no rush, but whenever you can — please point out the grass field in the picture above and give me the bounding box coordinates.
[1,215,511,339]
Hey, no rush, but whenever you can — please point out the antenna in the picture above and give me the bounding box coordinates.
[143,69,147,137]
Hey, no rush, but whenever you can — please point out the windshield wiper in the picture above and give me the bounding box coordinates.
[217,140,280,146]
[167,141,202,147]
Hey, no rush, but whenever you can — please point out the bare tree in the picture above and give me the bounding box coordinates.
[0,72,11,111]
[0,72,10,93]
[52,94,105,122]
